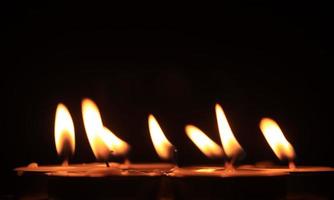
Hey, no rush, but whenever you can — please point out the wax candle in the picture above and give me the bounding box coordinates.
[241,117,334,199]
[15,102,77,199]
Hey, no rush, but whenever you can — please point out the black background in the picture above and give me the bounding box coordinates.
[1,2,333,196]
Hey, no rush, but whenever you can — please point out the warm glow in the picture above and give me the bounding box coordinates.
[148,114,174,160]
[82,98,129,160]
[259,118,295,161]
[54,103,75,158]
[215,104,243,158]
[185,125,224,158]
[196,168,216,173]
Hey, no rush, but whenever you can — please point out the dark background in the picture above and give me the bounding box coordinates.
[1,2,333,196]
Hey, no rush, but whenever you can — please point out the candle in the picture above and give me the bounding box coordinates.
[215,103,244,162]
[81,98,130,163]
[16,103,79,173]
[15,103,78,199]
[239,117,334,199]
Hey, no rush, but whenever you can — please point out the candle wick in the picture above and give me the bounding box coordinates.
[62,160,69,166]
[124,159,131,165]
[224,161,235,173]
[105,161,110,168]
[171,147,179,167]
[289,161,296,170]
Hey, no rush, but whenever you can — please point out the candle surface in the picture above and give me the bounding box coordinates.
[15,162,175,177]
[169,166,287,177]
[239,165,334,173]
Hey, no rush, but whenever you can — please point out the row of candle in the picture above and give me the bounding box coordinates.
[15,98,334,200]
[17,97,331,175]
[16,98,329,177]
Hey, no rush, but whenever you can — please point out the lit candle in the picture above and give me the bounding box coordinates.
[147,114,177,168]
[16,103,77,174]
[238,117,334,172]
[240,117,334,198]
[215,103,244,167]
[81,98,129,169]
[15,103,79,199]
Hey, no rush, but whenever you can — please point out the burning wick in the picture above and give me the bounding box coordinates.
[54,103,75,165]
[289,162,296,170]
[171,147,179,167]
[224,162,235,172]
[82,98,130,167]
[62,160,69,166]
[148,114,177,164]
[215,103,244,169]
[104,150,114,168]
[260,118,296,169]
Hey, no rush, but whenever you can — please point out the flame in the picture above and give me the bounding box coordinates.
[185,125,224,158]
[100,127,130,156]
[215,104,243,158]
[54,103,75,158]
[82,98,129,160]
[259,118,295,161]
[148,114,174,160]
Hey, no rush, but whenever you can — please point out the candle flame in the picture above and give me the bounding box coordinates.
[259,118,295,161]
[148,114,174,160]
[54,103,75,159]
[82,98,129,160]
[185,125,224,158]
[215,104,243,159]
[100,127,130,156]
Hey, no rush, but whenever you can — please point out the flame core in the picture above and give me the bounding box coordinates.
[259,118,295,161]
[54,103,75,159]
[185,125,224,158]
[215,104,243,159]
[148,114,174,160]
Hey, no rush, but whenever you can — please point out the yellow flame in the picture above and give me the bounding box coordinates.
[82,98,129,160]
[100,127,130,156]
[259,118,295,161]
[54,103,75,158]
[148,114,174,160]
[185,125,224,158]
[215,104,243,158]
